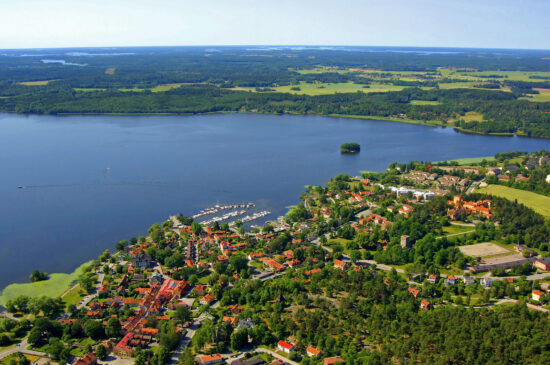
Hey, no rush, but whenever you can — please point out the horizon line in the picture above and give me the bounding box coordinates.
[1,44,550,52]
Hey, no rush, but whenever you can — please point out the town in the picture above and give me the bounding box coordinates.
[1,151,550,365]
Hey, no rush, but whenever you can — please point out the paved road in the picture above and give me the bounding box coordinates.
[467,178,485,195]
[254,348,300,365]
[77,272,105,309]
[0,338,47,360]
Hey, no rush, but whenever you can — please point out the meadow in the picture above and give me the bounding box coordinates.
[477,184,550,218]
[0,261,92,305]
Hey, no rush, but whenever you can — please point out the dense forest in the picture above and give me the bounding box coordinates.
[0,46,549,137]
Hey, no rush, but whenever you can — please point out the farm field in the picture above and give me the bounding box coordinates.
[151,83,185,92]
[519,88,550,102]
[17,80,54,86]
[0,261,91,305]
[476,184,550,218]
[232,82,406,95]
[410,100,440,105]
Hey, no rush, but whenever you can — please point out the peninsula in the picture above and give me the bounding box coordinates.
[1,151,550,365]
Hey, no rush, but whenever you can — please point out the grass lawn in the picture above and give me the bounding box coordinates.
[0,261,92,305]
[327,238,352,246]
[1,353,43,364]
[61,284,86,308]
[476,184,550,218]
[442,225,475,235]
[437,156,495,165]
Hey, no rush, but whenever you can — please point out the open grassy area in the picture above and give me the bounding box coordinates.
[151,83,185,92]
[442,224,475,235]
[61,284,86,308]
[105,67,116,75]
[519,88,550,102]
[74,88,107,92]
[1,353,43,364]
[461,111,485,122]
[0,261,92,305]
[17,80,54,86]
[410,100,440,106]
[476,184,550,218]
[232,82,406,95]
[437,156,495,165]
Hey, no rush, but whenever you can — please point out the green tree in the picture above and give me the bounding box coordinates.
[96,344,108,360]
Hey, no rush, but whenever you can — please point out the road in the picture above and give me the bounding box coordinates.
[77,272,104,309]
[467,178,485,195]
[0,338,46,361]
[254,348,300,365]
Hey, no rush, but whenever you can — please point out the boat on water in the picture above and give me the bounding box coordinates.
[17,186,23,189]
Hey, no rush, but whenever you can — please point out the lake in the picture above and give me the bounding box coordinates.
[1,112,549,290]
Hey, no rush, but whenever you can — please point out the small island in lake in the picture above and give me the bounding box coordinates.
[341,142,361,154]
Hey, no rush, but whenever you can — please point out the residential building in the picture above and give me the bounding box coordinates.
[307,346,322,357]
[196,354,223,365]
[277,340,295,353]
[334,259,347,270]
[74,353,97,365]
[534,258,550,271]
[323,356,345,365]
[532,290,546,302]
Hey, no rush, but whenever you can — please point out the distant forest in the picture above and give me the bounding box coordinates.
[0,46,549,137]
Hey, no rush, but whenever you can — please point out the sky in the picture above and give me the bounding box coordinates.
[0,0,549,50]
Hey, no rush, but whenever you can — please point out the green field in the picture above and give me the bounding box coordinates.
[17,80,54,86]
[151,83,185,92]
[519,88,550,102]
[442,224,475,236]
[476,185,550,218]
[410,100,440,106]
[61,284,86,308]
[0,261,92,305]
[437,156,495,165]
[74,88,107,92]
[233,82,406,95]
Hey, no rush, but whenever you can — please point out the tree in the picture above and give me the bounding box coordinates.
[175,305,191,323]
[230,254,248,273]
[84,320,105,340]
[231,329,249,350]
[106,317,121,338]
[191,222,203,236]
[96,344,108,360]
[29,270,48,282]
[179,348,194,365]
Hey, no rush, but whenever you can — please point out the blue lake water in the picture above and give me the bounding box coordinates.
[1,113,549,290]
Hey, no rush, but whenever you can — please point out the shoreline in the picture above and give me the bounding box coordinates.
[1,110,538,139]
[0,261,93,306]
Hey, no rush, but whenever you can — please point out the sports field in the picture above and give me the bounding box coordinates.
[477,184,550,218]
[458,242,510,257]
